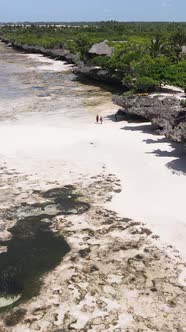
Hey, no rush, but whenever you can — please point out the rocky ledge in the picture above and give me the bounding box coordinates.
[73,65,124,86]
[1,39,80,64]
[113,94,186,142]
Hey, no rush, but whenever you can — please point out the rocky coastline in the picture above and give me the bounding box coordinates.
[1,38,186,143]
[1,39,124,87]
[73,65,124,86]
[0,38,80,64]
[0,39,185,331]
[113,94,186,143]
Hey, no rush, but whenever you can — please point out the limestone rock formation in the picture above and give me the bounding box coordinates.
[113,94,186,142]
[73,65,124,85]
[1,39,80,64]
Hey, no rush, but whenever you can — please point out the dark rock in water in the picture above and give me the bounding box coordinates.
[4,309,26,326]
[42,185,75,198]
[9,186,90,221]
[0,186,90,306]
[78,247,91,258]
[41,186,90,215]
[113,94,186,142]
[32,86,45,90]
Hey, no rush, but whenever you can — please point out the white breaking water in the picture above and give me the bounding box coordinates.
[27,53,73,72]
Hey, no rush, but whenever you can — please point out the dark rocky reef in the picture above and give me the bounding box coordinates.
[73,65,124,87]
[113,94,186,142]
[1,39,80,64]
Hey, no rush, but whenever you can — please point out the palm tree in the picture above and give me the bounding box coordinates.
[149,35,163,58]
[170,31,186,48]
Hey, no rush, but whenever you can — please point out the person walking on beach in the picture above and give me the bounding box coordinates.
[100,116,103,124]
[96,114,99,123]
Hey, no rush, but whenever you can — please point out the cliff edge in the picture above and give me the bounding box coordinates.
[113,94,186,142]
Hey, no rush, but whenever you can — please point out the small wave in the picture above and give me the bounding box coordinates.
[36,63,72,72]
[27,53,73,72]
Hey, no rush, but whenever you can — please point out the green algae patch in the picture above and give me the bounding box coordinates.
[0,215,70,304]
[0,186,90,310]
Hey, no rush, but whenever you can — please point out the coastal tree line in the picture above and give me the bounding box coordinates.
[1,22,186,92]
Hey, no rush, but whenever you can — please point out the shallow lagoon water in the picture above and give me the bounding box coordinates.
[0,42,114,122]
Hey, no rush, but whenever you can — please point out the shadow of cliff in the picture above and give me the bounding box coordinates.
[106,113,149,123]
[73,76,123,94]
[145,138,186,175]
[121,123,160,136]
[121,123,186,175]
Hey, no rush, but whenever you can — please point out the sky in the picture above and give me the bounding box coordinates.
[0,0,185,22]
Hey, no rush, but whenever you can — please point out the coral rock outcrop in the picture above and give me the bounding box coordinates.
[113,94,186,142]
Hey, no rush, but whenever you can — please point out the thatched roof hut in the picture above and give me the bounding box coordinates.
[88,41,114,57]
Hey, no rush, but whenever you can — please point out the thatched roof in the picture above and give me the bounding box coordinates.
[88,41,114,57]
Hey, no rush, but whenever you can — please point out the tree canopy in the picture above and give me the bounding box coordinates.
[1,22,186,92]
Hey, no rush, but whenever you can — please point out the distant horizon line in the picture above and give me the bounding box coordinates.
[1,20,186,24]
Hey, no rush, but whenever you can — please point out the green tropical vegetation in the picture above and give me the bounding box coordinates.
[0,22,186,92]
[180,99,186,107]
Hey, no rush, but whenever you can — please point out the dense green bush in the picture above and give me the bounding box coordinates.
[135,76,158,92]
[90,55,111,68]
[180,99,186,107]
[123,89,136,97]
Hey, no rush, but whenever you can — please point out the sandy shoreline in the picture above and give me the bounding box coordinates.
[0,47,186,330]
[0,110,185,260]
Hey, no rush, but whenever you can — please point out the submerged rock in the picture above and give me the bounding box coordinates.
[113,94,186,142]
[4,308,26,326]
[9,186,90,220]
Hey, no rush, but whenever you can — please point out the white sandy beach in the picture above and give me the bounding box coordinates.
[0,47,185,262]
[0,46,186,331]
[0,108,185,260]
[0,49,186,258]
